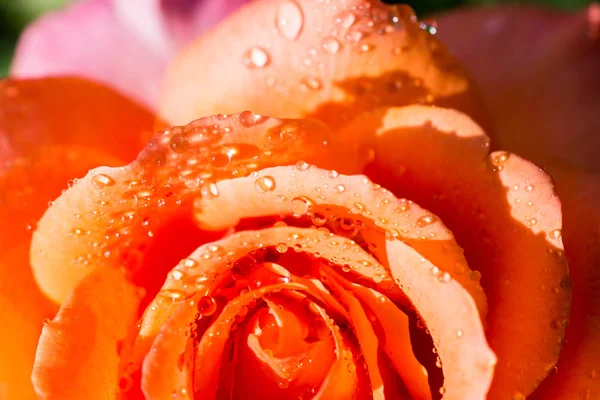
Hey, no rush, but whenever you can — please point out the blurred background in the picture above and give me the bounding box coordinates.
[0,0,596,76]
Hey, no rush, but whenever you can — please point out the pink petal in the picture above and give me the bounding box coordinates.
[11,0,250,110]
[436,4,600,173]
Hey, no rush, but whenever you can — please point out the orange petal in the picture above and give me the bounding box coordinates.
[193,165,494,398]
[31,113,362,304]
[352,105,569,398]
[160,0,486,129]
[0,146,127,400]
[339,279,431,399]
[0,77,159,164]
[323,270,386,400]
[194,164,486,316]
[31,267,140,399]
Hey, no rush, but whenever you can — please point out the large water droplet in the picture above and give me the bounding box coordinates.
[198,296,217,316]
[276,0,304,40]
[91,173,116,189]
[243,47,270,69]
[254,176,277,193]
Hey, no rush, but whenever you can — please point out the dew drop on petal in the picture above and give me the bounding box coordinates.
[549,229,562,239]
[243,47,270,69]
[91,173,115,189]
[416,214,437,228]
[239,110,266,127]
[276,0,303,40]
[335,10,356,29]
[198,296,217,316]
[300,77,322,91]
[254,176,277,193]
[322,36,341,54]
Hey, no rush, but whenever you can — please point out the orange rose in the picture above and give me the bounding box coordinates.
[1,1,598,400]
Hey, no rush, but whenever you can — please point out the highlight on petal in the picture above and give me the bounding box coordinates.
[350,105,570,398]
[160,0,487,129]
[31,267,141,399]
[0,77,158,164]
[30,113,365,304]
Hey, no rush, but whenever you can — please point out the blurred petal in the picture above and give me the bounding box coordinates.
[0,76,156,399]
[160,0,487,129]
[0,77,158,164]
[436,4,600,173]
[31,267,140,400]
[12,0,246,109]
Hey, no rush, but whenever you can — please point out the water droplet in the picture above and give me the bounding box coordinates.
[276,243,288,253]
[456,330,463,338]
[328,170,339,178]
[239,110,266,127]
[417,214,438,228]
[118,375,134,392]
[184,176,200,189]
[291,197,311,215]
[42,318,51,326]
[439,387,446,395]
[300,77,322,91]
[201,182,220,198]
[322,36,341,54]
[276,0,303,40]
[335,184,346,193]
[278,380,290,389]
[560,275,573,291]
[525,184,534,192]
[198,296,217,316]
[254,176,277,193]
[295,160,310,171]
[549,229,562,239]
[243,47,270,68]
[169,133,189,153]
[91,173,115,189]
[335,10,356,29]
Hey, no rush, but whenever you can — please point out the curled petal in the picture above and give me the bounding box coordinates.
[30,113,362,303]
[0,76,157,398]
[31,268,140,399]
[195,164,486,317]
[353,105,569,398]
[160,0,486,128]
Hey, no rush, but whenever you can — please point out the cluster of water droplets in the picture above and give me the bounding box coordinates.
[241,0,435,96]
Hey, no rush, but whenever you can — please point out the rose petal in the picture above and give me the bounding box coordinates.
[0,77,158,164]
[194,164,487,317]
[31,267,140,399]
[352,105,569,398]
[30,113,360,304]
[160,0,486,129]
[338,280,431,399]
[0,76,157,399]
[436,4,600,173]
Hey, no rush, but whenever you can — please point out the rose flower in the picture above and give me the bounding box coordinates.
[1,1,598,400]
